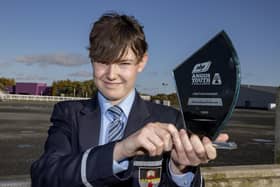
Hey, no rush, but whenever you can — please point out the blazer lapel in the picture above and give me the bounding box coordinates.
[124,93,151,138]
[79,96,101,151]
[78,93,151,151]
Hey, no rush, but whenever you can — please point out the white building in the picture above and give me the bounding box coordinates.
[237,85,278,109]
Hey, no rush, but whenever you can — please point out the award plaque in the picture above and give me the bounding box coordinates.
[173,31,240,148]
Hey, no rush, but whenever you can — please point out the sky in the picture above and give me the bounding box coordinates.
[0,0,279,95]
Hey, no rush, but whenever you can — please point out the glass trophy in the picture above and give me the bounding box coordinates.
[173,31,241,150]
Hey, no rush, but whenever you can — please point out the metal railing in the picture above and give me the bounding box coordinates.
[0,94,153,102]
[0,94,88,102]
[0,175,30,187]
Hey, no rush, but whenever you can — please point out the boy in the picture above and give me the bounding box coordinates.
[31,12,227,187]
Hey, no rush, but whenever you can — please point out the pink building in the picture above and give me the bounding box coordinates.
[15,82,48,95]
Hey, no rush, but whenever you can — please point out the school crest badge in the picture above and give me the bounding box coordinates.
[134,159,162,187]
[138,167,161,187]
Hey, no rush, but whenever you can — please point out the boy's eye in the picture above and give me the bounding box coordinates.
[120,62,132,66]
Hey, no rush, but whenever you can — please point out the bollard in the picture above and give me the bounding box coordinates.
[275,87,280,163]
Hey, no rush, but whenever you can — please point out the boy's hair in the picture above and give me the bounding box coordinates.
[88,12,148,63]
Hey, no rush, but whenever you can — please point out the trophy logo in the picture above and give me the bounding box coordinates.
[212,73,222,85]
[192,61,212,73]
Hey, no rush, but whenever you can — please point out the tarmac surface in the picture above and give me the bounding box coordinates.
[0,101,276,177]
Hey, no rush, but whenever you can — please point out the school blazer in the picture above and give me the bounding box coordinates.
[31,93,204,187]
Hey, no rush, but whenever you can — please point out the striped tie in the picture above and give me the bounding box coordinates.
[107,105,125,142]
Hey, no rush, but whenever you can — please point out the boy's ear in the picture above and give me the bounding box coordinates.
[137,53,148,72]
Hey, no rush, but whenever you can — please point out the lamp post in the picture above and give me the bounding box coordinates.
[161,82,168,94]
[275,87,280,163]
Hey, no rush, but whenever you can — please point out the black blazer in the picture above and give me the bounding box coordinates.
[31,93,203,187]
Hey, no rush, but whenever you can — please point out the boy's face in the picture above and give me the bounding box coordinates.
[92,48,147,104]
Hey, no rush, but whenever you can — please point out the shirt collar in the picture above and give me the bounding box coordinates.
[98,89,136,118]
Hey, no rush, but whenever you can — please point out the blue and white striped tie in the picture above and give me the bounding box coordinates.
[107,105,125,142]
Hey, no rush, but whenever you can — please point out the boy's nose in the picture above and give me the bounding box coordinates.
[107,64,118,80]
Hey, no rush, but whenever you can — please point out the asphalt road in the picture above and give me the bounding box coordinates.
[0,101,276,176]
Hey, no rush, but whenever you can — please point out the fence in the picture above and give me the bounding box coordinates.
[0,94,88,102]
[0,94,154,102]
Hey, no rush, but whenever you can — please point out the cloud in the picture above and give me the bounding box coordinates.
[0,63,9,68]
[0,59,12,68]
[68,70,92,78]
[15,53,89,67]
[15,73,49,81]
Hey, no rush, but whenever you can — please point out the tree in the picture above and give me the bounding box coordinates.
[0,77,15,86]
[0,82,4,90]
[0,77,15,92]
[51,79,97,97]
